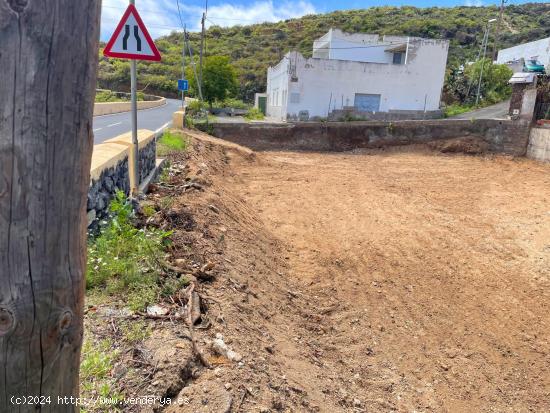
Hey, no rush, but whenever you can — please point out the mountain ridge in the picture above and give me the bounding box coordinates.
[97,3,550,102]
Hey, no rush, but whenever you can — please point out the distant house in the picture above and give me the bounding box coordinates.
[497,37,550,71]
[265,29,449,121]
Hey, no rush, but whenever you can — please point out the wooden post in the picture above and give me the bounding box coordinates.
[0,0,101,410]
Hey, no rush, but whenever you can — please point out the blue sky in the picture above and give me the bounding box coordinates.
[100,0,540,40]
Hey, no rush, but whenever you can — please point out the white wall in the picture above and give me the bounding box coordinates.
[266,59,289,120]
[313,29,408,64]
[497,37,550,69]
[267,37,448,120]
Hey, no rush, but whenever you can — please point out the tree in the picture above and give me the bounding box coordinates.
[464,59,513,104]
[0,0,101,410]
[188,56,237,107]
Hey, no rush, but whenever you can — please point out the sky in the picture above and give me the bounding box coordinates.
[100,0,540,40]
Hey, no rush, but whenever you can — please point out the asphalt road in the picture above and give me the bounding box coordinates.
[451,100,510,120]
[93,98,182,144]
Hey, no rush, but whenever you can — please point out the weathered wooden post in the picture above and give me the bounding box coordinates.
[0,0,101,410]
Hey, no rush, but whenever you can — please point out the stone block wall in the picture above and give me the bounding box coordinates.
[201,119,530,156]
[87,130,157,228]
[328,109,443,122]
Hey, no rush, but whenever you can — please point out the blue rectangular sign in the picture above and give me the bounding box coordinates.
[178,79,189,91]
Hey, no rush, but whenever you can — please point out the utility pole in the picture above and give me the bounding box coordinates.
[493,0,508,60]
[476,19,497,106]
[182,25,186,110]
[181,26,187,128]
[130,0,139,198]
[199,12,206,95]
[185,34,204,101]
[0,0,101,409]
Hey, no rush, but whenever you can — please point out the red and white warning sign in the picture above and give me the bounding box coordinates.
[103,4,161,61]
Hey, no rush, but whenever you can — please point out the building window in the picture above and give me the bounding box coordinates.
[393,52,404,65]
[290,92,300,104]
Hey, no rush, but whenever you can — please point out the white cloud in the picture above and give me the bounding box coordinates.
[100,0,316,40]
[464,0,483,6]
[204,0,317,28]
[101,0,184,40]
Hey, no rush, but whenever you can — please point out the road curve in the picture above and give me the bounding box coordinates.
[450,100,510,120]
[92,98,182,144]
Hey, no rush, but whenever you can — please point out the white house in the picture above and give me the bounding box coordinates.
[497,37,550,70]
[265,29,449,121]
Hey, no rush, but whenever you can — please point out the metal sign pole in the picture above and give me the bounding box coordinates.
[181,27,186,128]
[130,0,139,197]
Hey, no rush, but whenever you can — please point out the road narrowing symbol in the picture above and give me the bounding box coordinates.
[103,4,161,61]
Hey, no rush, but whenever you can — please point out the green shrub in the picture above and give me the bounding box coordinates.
[95,90,144,103]
[86,192,172,311]
[120,321,152,344]
[95,90,125,103]
[186,100,206,116]
[219,98,250,109]
[245,107,265,120]
[444,104,475,118]
[157,130,188,156]
[80,338,122,411]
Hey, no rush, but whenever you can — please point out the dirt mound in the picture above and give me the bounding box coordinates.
[428,136,489,154]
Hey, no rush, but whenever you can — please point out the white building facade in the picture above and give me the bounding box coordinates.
[266,29,449,121]
[497,37,550,70]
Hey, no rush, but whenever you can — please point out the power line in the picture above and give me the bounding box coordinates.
[176,0,187,30]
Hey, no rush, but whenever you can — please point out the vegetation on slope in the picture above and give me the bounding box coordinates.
[97,3,550,103]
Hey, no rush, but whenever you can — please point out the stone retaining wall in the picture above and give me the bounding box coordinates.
[93,96,166,116]
[328,109,443,122]
[87,130,157,228]
[202,119,530,156]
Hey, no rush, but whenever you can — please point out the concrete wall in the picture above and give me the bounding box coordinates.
[173,110,185,129]
[266,37,448,121]
[202,119,530,156]
[497,37,550,70]
[312,30,426,63]
[93,96,166,116]
[527,127,550,162]
[87,129,157,228]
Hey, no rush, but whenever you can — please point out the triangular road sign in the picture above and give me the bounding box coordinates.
[104,4,161,61]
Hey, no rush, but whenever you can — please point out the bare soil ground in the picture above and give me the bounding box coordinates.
[87,131,550,413]
[224,143,550,412]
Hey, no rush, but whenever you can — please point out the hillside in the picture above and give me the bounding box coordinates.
[97,3,550,102]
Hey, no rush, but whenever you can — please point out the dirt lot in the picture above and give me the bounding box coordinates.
[220,143,550,412]
[88,132,550,413]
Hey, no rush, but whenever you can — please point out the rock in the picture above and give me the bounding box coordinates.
[174,258,188,267]
[208,204,220,214]
[353,398,362,407]
[224,382,232,390]
[201,261,215,272]
[87,209,96,227]
[211,337,242,362]
[147,304,170,317]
